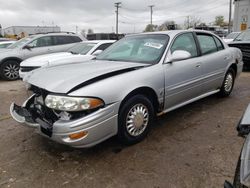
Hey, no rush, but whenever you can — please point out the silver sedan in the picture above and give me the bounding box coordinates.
[10,30,243,148]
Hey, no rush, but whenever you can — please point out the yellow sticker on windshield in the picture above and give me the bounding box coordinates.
[144,42,163,49]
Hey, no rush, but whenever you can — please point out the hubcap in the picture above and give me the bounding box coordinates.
[3,64,19,80]
[126,104,149,137]
[224,73,233,92]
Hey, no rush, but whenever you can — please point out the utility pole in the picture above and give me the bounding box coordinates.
[187,16,190,29]
[228,0,232,33]
[149,5,154,25]
[114,2,122,35]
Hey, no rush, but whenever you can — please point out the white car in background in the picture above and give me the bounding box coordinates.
[0,41,16,48]
[223,32,241,43]
[19,40,115,79]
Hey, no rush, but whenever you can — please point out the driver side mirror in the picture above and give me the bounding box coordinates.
[168,50,192,63]
[92,50,103,56]
[23,44,34,50]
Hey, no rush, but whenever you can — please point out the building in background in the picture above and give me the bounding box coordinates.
[233,0,250,31]
[3,26,61,39]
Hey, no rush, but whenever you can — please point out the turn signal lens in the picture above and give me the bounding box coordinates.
[69,131,88,140]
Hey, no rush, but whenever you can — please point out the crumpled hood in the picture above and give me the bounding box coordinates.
[21,52,72,67]
[25,60,147,93]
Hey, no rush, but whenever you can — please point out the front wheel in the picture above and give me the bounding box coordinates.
[0,60,20,81]
[117,95,154,145]
[233,156,248,188]
[218,68,235,97]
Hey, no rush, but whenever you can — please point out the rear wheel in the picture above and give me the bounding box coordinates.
[0,60,20,80]
[118,95,154,145]
[218,68,235,97]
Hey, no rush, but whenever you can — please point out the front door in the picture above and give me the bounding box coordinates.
[22,36,54,59]
[164,32,203,109]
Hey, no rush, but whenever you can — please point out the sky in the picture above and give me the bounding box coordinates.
[0,0,232,34]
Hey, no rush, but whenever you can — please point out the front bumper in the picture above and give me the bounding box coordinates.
[10,97,119,148]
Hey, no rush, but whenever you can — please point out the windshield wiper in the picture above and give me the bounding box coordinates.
[68,51,79,55]
[234,38,242,41]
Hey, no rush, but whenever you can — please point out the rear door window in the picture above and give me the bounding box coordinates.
[53,36,80,45]
[196,34,218,55]
[213,36,224,51]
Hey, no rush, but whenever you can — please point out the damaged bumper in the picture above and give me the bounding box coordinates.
[10,96,119,148]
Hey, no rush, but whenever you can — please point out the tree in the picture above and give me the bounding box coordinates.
[144,24,158,32]
[215,15,225,26]
[158,21,176,31]
[184,16,202,29]
[80,29,86,37]
[87,28,94,34]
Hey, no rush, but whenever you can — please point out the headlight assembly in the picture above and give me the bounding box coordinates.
[45,95,104,112]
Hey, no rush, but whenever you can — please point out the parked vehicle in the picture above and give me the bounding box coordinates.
[223,32,241,43]
[0,41,15,48]
[224,104,250,188]
[228,30,250,70]
[0,38,15,42]
[10,30,243,148]
[19,40,115,79]
[0,32,84,80]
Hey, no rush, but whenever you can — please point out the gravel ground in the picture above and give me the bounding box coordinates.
[0,73,250,188]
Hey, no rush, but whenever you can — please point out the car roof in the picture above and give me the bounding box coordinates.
[127,30,219,38]
[0,41,15,44]
[31,32,81,38]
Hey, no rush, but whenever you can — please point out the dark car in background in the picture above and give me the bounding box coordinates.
[228,30,250,70]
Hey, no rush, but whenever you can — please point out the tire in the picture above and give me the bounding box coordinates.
[233,155,248,188]
[218,68,235,97]
[117,95,154,145]
[0,60,20,81]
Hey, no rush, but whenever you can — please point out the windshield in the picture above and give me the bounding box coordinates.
[234,30,250,41]
[96,34,169,64]
[67,42,96,55]
[7,36,34,49]
[226,32,240,39]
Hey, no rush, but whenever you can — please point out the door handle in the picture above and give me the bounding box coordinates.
[224,56,229,60]
[196,64,201,68]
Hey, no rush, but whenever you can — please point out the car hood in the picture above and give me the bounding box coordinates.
[47,55,95,67]
[21,52,73,66]
[25,60,148,93]
[228,41,250,45]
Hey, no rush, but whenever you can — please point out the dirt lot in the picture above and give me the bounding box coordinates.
[0,73,250,188]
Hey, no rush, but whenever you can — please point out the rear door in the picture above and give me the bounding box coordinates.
[51,35,82,52]
[164,32,203,109]
[195,32,229,94]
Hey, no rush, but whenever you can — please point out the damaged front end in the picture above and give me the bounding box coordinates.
[10,85,119,148]
[10,86,61,137]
